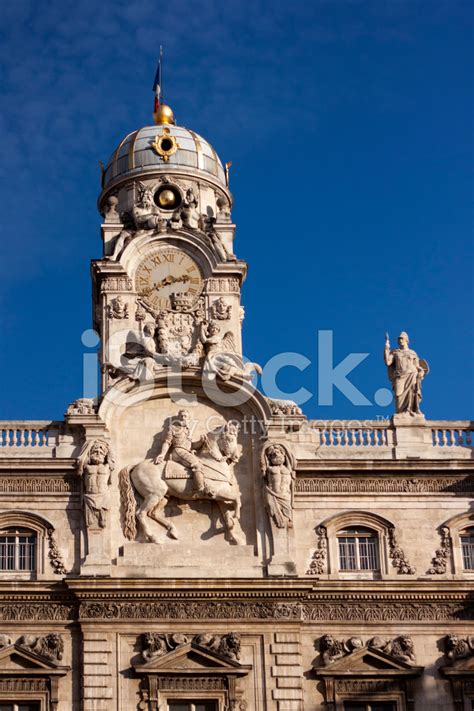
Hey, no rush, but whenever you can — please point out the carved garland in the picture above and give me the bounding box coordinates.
[388,527,416,574]
[306,525,328,575]
[427,526,452,575]
[47,527,67,575]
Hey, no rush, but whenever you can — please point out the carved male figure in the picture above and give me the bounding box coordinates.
[78,440,114,528]
[384,331,428,416]
[155,409,213,497]
[262,443,295,528]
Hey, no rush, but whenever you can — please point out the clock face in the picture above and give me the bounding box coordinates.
[135,246,203,311]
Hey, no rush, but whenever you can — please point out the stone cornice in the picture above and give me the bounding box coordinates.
[0,581,470,623]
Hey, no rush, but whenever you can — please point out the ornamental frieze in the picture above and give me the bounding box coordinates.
[78,599,473,622]
[0,476,80,494]
[296,476,474,494]
[0,604,75,621]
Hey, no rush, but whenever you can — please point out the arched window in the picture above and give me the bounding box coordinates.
[460,526,474,571]
[0,511,66,580]
[0,527,36,572]
[337,527,379,571]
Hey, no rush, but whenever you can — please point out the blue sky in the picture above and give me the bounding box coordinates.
[0,0,472,421]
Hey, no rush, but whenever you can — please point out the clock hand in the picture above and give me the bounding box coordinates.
[153,274,191,291]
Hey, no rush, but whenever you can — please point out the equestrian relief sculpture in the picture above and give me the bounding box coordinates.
[119,410,244,545]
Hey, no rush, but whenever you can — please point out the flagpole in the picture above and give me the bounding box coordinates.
[160,45,163,104]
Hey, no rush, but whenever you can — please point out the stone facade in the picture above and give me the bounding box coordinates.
[0,104,472,711]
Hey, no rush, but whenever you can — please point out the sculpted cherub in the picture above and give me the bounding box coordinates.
[200,320,261,382]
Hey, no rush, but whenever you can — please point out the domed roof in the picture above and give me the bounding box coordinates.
[102,123,226,191]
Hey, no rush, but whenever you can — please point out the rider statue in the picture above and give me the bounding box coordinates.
[154,409,215,497]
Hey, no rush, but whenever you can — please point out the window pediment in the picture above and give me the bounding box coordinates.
[133,641,250,675]
[314,645,423,676]
[0,643,68,674]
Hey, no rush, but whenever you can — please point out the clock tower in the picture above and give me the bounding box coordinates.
[93,101,247,392]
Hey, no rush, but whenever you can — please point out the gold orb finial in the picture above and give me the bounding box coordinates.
[153,103,175,125]
[158,189,176,207]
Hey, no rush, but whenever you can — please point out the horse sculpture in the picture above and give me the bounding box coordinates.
[119,418,244,545]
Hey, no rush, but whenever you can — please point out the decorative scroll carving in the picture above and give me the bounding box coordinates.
[142,631,241,662]
[211,296,232,320]
[119,413,243,544]
[77,439,114,529]
[317,634,416,666]
[101,276,133,292]
[17,633,64,662]
[445,634,474,661]
[66,397,96,415]
[261,442,296,529]
[47,527,67,575]
[0,476,80,493]
[306,525,328,575]
[107,295,129,319]
[388,527,416,574]
[428,526,452,574]
[267,398,303,417]
[296,476,474,494]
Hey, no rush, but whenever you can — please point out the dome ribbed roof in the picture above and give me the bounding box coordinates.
[102,124,226,190]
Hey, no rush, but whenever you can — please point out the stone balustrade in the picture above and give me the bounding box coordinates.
[313,422,392,448]
[0,421,62,456]
[0,419,472,460]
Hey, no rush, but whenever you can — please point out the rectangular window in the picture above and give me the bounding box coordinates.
[0,531,36,572]
[461,534,474,570]
[0,704,41,711]
[338,534,379,571]
[339,537,357,570]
